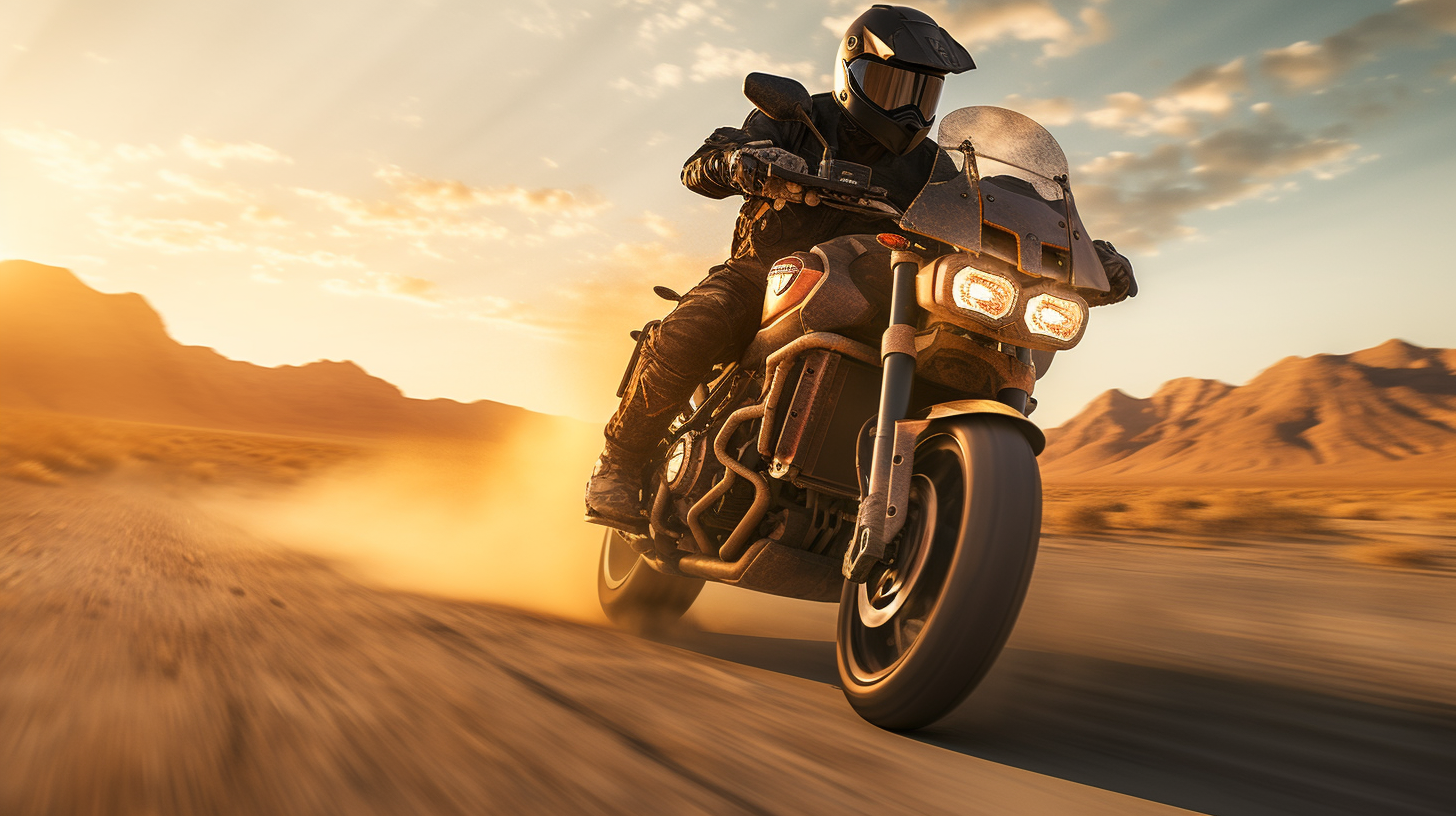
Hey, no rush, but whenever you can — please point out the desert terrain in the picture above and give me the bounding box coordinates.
[3,261,1455,815]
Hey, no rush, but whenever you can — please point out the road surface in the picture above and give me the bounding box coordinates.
[2,479,1452,815]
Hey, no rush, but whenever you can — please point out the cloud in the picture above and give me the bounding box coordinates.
[91,208,246,254]
[1075,115,1361,251]
[505,0,592,38]
[998,94,1077,126]
[829,0,1111,60]
[1434,56,1456,81]
[1084,59,1248,137]
[374,164,606,216]
[611,63,684,98]
[242,204,290,226]
[1260,0,1456,91]
[480,239,712,341]
[635,210,678,239]
[635,1,728,41]
[1164,58,1249,115]
[256,247,362,269]
[296,185,508,243]
[323,271,443,305]
[543,220,601,239]
[688,43,816,83]
[180,134,292,168]
[1,126,161,192]
[295,165,606,252]
[155,169,250,203]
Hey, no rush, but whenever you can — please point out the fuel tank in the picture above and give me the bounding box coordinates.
[744,234,890,367]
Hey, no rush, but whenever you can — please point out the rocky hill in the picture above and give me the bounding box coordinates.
[1040,339,1456,484]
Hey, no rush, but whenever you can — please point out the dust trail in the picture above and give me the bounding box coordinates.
[222,426,610,622]
[214,420,842,636]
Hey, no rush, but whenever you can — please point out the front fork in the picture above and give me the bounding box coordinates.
[845,254,920,582]
[843,253,1033,582]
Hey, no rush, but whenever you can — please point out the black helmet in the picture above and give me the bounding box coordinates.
[833,5,976,155]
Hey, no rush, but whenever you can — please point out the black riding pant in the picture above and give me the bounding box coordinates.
[605,260,765,454]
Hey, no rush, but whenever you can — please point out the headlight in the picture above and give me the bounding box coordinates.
[950,268,1017,320]
[1025,293,1085,342]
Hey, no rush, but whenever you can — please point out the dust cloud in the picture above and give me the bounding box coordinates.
[219,427,611,623]
[213,422,840,638]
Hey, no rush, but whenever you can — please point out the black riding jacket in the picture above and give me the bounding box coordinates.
[681,92,937,273]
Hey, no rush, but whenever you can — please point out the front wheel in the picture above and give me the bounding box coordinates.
[598,529,704,632]
[836,417,1041,730]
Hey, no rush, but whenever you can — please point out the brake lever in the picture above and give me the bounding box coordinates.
[816,195,901,217]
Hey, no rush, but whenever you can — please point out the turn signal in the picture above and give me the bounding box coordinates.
[877,233,910,250]
[1025,293,1085,342]
[950,268,1017,320]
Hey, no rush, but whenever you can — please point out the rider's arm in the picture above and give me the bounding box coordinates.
[681,110,787,199]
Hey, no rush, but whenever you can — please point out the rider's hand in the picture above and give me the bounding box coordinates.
[728,146,817,206]
[1090,239,1137,305]
[742,146,808,176]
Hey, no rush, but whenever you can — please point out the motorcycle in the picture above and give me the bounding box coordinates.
[592,72,1117,730]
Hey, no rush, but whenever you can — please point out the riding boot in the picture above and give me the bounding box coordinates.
[586,262,765,526]
[584,441,652,529]
[586,345,701,527]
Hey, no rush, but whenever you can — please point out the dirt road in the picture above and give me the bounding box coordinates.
[2,478,1453,815]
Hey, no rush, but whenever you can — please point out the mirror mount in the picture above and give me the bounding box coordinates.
[743,72,834,176]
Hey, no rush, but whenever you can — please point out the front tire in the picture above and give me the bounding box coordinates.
[598,529,704,631]
[836,417,1041,730]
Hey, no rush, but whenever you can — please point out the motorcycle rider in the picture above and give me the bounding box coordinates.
[586,4,1135,528]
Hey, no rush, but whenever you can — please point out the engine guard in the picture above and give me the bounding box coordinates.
[846,399,1044,581]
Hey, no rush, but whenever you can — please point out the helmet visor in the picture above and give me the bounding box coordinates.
[847,58,944,119]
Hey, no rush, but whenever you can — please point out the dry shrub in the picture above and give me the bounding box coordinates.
[6,460,63,485]
[1329,501,1385,521]
[1066,503,1110,532]
[1118,492,1205,532]
[0,408,362,486]
[1344,541,1446,569]
[1196,495,1329,536]
[1043,487,1336,538]
[1043,498,1123,534]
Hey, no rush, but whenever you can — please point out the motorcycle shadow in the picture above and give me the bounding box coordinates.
[655,629,839,687]
[661,631,1456,816]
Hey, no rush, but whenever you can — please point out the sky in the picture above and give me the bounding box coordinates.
[2,0,1454,428]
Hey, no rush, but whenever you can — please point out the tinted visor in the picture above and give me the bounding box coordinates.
[847,59,943,119]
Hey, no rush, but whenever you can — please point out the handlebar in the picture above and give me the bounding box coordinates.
[762,164,902,218]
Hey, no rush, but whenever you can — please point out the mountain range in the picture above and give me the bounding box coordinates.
[0,260,561,440]
[1039,339,1456,484]
[3,259,1451,484]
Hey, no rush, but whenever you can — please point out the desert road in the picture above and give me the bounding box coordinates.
[2,478,1453,816]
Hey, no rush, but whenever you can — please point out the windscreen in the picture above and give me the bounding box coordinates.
[900,105,1109,291]
[936,106,1069,201]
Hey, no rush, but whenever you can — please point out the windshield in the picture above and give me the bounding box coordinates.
[898,105,1109,291]
[937,106,1069,201]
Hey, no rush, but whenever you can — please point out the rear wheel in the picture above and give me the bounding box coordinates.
[836,417,1041,730]
[598,529,704,632]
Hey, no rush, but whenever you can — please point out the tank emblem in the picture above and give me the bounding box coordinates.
[768,256,804,296]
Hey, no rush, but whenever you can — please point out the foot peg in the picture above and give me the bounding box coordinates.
[584,508,650,539]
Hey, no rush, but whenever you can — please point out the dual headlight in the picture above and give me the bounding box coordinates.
[948,266,1086,346]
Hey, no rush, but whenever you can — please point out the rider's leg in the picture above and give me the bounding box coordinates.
[586,262,765,524]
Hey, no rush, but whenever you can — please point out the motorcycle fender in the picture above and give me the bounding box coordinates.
[920,399,1046,455]
[854,401,1043,557]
